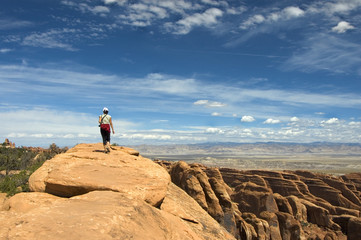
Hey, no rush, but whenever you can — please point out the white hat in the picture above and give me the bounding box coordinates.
[103,107,108,112]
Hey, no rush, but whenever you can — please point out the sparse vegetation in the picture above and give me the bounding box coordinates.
[0,143,68,196]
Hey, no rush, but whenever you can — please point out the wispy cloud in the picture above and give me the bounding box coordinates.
[308,0,361,15]
[240,6,305,30]
[194,100,226,108]
[283,34,361,74]
[22,29,79,51]
[0,18,33,30]
[60,0,236,34]
[165,8,223,34]
[61,1,110,16]
[0,48,12,53]
[2,64,361,115]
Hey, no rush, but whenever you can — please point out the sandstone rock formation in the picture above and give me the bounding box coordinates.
[155,160,361,240]
[3,138,15,148]
[1,143,361,240]
[0,143,235,240]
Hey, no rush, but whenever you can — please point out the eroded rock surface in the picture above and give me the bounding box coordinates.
[29,143,170,206]
[156,160,361,240]
[0,144,235,240]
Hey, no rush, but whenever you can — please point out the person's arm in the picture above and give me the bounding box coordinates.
[109,117,115,134]
[98,116,102,124]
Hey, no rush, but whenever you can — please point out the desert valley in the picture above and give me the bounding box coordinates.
[134,142,361,175]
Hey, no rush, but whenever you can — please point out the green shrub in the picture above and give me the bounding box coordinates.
[0,170,30,196]
[0,143,67,196]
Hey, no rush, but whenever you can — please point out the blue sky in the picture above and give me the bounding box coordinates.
[1,0,361,147]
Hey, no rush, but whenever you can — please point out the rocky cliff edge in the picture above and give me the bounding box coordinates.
[0,143,235,240]
[155,160,361,240]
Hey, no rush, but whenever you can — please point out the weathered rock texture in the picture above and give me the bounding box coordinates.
[0,143,235,240]
[155,160,361,240]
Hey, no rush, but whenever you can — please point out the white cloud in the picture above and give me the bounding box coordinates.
[227,6,247,15]
[264,118,281,124]
[120,3,169,26]
[92,6,111,14]
[0,49,12,53]
[332,21,355,33]
[107,0,202,28]
[31,134,54,138]
[62,1,110,16]
[283,6,305,18]
[0,18,33,30]
[240,6,304,29]
[311,1,361,15]
[194,100,209,105]
[201,0,226,6]
[124,133,172,140]
[349,121,361,126]
[241,115,255,122]
[205,127,224,134]
[208,102,226,107]
[166,8,223,34]
[211,112,222,116]
[290,117,299,122]
[22,29,78,51]
[240,14,265,29]
[142,75,198,95]
[321,117,339,124]
[194,100,226,107]
[103,0,127,5]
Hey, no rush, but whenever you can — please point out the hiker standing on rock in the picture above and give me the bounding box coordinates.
[99,107,115,153]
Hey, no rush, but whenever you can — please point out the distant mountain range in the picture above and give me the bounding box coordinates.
[132,142,361,156]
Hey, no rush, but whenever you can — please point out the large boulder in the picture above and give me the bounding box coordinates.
[29,143,170,206]
[1,190,232,240]
[1,144,236,240]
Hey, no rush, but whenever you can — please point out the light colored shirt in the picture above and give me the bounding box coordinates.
[99,114,111,124]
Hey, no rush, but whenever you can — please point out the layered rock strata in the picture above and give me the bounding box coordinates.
[155,160,361,240]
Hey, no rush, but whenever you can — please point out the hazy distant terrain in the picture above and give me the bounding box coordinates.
[133,143,361,175]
